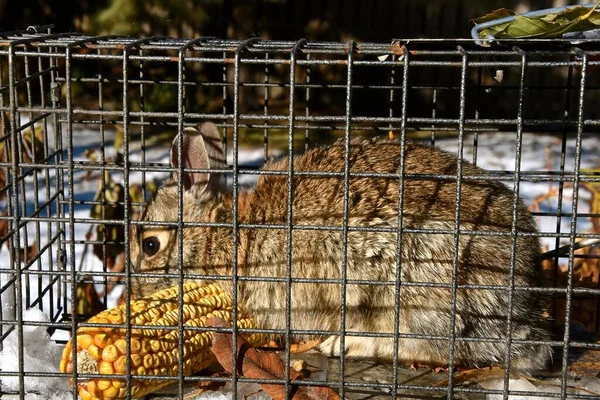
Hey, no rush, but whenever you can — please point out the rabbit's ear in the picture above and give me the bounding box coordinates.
[170,121,226,196]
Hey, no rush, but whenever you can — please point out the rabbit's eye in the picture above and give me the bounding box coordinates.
[142,236,160,257]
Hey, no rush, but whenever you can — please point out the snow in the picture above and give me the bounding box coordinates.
[480,378,556,400]
[0,308,70,398]
[1,125,599,399]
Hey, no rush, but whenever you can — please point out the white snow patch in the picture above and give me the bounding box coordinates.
[0,308,70,396]
[481,378,556,400]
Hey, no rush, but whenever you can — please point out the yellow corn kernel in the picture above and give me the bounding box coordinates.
[102,384,119,399]
[149,339,161,353]
[79,388,94,400]
[130,338,141,353]
[107,310,123,324]
[113,356,127,374]
[131,301,146,314]
[93,333,112,349]
[77,334,93,348]
[97,379,111,391]
[87,345,102,361]
[130,354,142,368]
[140,339,151,356]
[87,380,98,394]
[98,360,114,375]
[143,354,153,369]
[102,345,119,363]
[111,379,126,389]
[113,339,126,355]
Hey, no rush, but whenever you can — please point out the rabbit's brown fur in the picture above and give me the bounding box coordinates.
[130,122,551,370]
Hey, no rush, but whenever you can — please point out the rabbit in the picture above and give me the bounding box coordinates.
[129,121,552,371]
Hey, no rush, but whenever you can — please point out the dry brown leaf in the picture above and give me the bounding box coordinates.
[208,317,339,400]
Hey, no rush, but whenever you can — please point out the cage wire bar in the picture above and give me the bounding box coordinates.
[0,26,599,400]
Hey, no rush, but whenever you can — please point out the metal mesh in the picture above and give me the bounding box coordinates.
[0,25,600,400]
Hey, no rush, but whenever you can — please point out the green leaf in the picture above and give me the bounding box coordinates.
[479,22,513,38]
[475,0,600,39]
[503,15,558,37]
[541,13,560,22]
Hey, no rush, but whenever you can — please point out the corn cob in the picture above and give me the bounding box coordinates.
[59,282,263,400]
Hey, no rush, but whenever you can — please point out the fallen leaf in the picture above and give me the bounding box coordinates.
[208,317,339,400]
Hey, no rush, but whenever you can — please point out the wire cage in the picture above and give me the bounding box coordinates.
[0,25,600,400]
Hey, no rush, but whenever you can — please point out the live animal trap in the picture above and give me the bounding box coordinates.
[0,25,600,400]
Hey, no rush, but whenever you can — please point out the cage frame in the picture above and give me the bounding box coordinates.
[0,25,599,400]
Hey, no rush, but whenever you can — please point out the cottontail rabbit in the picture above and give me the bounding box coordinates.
[130,122,551,371]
